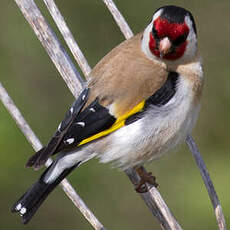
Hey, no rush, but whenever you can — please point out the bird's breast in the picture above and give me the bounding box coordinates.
[95,73,201,169]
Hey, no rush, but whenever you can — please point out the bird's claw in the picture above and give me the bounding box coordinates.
[135,166,158,193]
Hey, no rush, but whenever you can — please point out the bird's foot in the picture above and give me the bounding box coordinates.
[135,166,158,193]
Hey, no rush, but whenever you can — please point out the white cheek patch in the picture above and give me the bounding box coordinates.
[141,22,159,61]
[185,15,195,33]
[153,9,163,21]
[184,15,197,59]
[141,9,163,61]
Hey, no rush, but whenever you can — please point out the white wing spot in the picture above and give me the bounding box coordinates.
[70,107,74,114]
[65,138,75,144]
[58,123,62,131]
[76,122,85,127]
[20,207,27,215]
[15,203,22,211]
[82,94,86,100]
[89,108,96,112]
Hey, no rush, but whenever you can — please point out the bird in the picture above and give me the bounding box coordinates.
[11,5,204,224]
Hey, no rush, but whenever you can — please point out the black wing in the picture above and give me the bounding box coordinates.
[26,88,90,169]
[26,88,116,170]
[55,98,116,152]
[27,72,178,170]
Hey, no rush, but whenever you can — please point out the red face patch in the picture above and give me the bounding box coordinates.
[149,17,189,60]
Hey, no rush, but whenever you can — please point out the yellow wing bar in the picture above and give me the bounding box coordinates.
[78,101,145,146]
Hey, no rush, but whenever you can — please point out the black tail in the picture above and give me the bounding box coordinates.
[11,162,80,224]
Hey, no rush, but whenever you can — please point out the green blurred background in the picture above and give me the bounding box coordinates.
[0,0,229,229]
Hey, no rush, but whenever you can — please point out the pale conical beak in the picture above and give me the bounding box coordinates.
[159,37,172,58]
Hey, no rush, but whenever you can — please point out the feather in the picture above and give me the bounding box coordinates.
[26,88,90,169]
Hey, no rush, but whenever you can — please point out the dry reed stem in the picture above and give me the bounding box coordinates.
[8,0,227,229]
[186,135,227,230]
[0,81,106,230]
[43,0,91,77]
[102,1,227,229]
[14,0,84,98]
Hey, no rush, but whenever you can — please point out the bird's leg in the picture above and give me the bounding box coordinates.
[134,166,158,193]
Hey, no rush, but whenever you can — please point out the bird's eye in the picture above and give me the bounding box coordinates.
[173,32,189,46]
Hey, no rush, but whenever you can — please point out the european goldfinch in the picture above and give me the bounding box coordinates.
[12,5,203,224]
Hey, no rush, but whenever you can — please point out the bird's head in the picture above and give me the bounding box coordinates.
[142,5,197,63]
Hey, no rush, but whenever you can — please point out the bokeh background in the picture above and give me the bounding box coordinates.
[0,0,229,229]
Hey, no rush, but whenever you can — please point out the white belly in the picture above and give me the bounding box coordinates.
[96,76,200,169]
[44,76,200,183]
